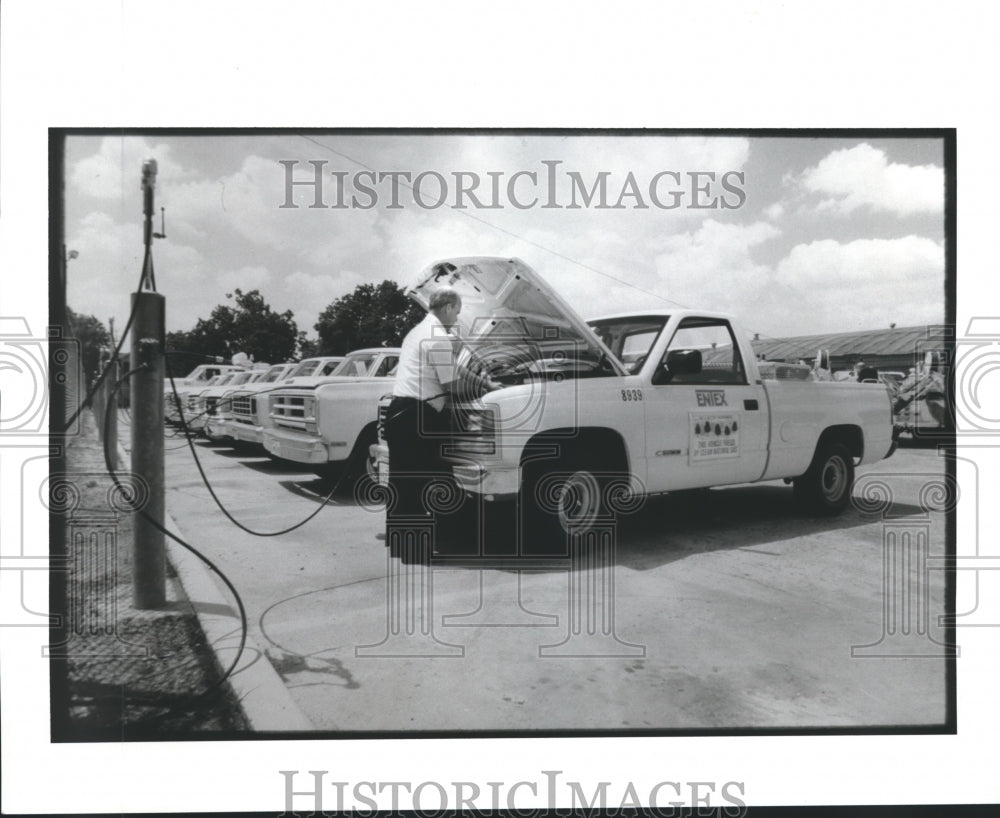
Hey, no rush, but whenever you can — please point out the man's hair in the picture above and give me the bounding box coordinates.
[429,288,461,311]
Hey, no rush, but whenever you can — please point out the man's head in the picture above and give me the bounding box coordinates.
[429,287,462,328]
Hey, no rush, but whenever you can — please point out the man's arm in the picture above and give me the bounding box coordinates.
[427,337,500,400]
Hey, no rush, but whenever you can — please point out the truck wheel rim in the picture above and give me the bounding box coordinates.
[821,456,847,501]
[557,471,601,531]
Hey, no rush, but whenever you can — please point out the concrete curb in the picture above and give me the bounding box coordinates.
[118,431,313,731]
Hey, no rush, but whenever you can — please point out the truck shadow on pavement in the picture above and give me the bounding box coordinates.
[610,485,932,572]
[227,455,318,476]
[432,485,936,573]
[275,477,369,506]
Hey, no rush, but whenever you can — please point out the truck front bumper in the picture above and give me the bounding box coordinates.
[450,461,519,500]
[263,428,330,464]
[232,423,263,445]
[204,417,232,440]
[370,442,518,500]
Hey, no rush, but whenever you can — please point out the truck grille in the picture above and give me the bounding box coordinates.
[377,403,387,442]
[231,394,256,425]
[270,393,317,432]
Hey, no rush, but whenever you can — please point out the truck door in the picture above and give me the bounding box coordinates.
[644,316,768,492]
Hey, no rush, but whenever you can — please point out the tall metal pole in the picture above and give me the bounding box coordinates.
[131,159,166,609]
[106,356,118,470]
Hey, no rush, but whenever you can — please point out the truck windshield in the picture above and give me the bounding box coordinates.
[335,353,379,377]
[260,366,288,383]
[587,316,669,374]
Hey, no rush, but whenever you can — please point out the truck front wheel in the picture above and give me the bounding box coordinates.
[519,457,610,555]
[793,441,855,516]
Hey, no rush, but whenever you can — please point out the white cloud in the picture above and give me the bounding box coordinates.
[772,236,945,333]
[163,154,385,267]
[651,220,781,315]
[217,265,272,294]
[796,143,943,216]
[276,270,370,331]
[70,137,194,200]
[66,212,146,325]
[63,135,947,344]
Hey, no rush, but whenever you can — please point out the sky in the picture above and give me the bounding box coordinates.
[63,133,947,346]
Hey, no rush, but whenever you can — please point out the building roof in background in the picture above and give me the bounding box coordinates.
[751,325,952,362]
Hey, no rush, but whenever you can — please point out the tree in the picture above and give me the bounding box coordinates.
[315,280,423,355]
[296,331,320,359]
[66,307,110,381]
[165,289,299,366]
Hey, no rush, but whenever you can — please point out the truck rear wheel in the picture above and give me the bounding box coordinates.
[793,441,854,516]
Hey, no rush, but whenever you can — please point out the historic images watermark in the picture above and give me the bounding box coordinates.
[279,769,747,816]
[0,316,81,437]
[0,315,151,656]
[847,317,1000,656]
[279,160,747,212]
[1,316,82,638]
[850,470,958,658]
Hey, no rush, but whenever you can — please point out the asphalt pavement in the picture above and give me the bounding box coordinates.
[162,433,952,733]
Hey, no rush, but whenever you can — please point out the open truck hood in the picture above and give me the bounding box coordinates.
[407,257,625,378]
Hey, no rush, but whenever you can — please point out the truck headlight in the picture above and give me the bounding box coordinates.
[453,405,497,455]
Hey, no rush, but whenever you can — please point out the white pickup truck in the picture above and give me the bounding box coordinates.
[372,257,896,544]
[226,357,342,450]
[164,363,245,423]
[262,348,401,480]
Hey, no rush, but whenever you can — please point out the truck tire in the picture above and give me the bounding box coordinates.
[341,425,379,494]
[793,441,855,516]
[519,455,610,555]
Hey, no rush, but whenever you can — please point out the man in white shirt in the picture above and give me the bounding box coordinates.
[384,287,501,557]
